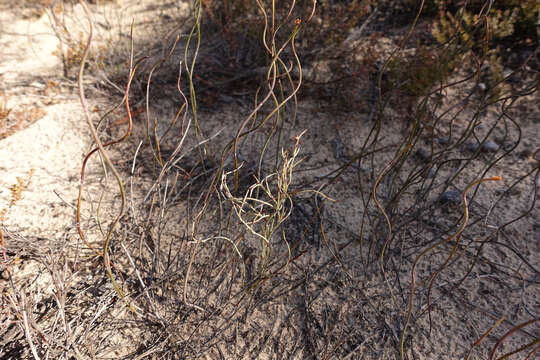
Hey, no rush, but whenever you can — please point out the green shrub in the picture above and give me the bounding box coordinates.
[430,0,538,100]
[386,45,457,99]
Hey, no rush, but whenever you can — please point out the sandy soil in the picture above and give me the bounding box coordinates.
[1,1,539,359]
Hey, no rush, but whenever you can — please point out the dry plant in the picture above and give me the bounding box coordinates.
[1,0,539,359]
[0,91,15,139]
[220,130,326,282]
[1,170,37,359]
[0,91,11,123]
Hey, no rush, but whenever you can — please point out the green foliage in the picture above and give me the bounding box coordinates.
[386,46,457,98]
[506,0,540,41]
[403,0,538,38]
[430,1,538,101]
[432,7,518,46]
[431,0,538,45]
[484,51,511,102]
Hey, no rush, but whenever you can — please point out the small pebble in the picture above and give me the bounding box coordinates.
[466,141,499,153]
[434,136,450,145]
[502,68,520,83]
[440,190,462,204]
[477,83,487,92]
[482,140,499,152]
[30,81,45,89]
[466,143,481,152]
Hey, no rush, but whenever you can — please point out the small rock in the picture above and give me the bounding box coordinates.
[466,141,499,153]
[477,83,487,92]
[482,140,499,152]
[30,81,45,89]
[434,136,450,145]
[440,190,462,204]
[503,68,520,83]
[466,143,481,152]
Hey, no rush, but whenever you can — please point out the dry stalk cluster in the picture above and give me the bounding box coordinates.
[1,0,538,359]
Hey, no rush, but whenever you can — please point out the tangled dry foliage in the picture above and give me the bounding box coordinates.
[1,0,539,359]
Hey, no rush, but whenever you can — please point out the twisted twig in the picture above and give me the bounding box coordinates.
[400,175,502,360]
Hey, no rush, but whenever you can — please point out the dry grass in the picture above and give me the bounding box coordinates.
[1,0,539,359]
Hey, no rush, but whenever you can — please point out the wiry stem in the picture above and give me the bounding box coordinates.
[400,175,502,360]
[76,0,142,314]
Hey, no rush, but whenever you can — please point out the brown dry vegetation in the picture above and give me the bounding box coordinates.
[1,0,539,359]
